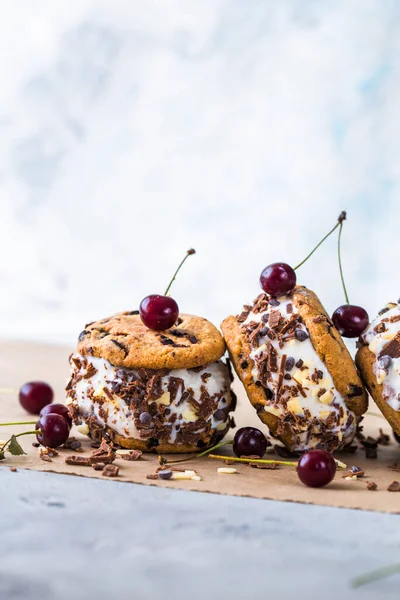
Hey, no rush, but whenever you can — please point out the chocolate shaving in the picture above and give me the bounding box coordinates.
[379,333,400,359]
[268,310,281,330]
[374,322,387,334]
[90,439,116,465]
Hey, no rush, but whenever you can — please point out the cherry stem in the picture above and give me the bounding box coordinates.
[164,249,196,296]
[0,421,37,427]
[294,211,347,271]
[161,439,233,465]
[338,221,350,304]
[208,454,298,467]
[352,563,400,588]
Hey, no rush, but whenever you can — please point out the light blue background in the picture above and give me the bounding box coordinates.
[0,0,399,342]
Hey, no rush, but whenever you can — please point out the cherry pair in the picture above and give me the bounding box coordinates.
[233,426,336,488]
[259,212,369,338]
[18,381,71,448]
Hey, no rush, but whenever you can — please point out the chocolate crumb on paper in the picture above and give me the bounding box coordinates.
[40,447,59,462]
[62,437,83,452]
[367,481,378,491]
[65,456,91,467]
[388,481,400,492]
[93,463,106,471]
[376,429,390,446]
[102,464,120,478]
[120,449,142,461]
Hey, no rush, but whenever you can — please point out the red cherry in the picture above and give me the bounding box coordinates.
[332,305,369,338]
[36,414,70,448]
[19,381,54,415]
[260,263,296,296]
[297,450,337,488]
[40,403,73,427]
[139,295,179,331]
[233,427,269,457]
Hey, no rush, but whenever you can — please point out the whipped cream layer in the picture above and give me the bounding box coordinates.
[66,354,233,447]
[361,302,400,411]
[239,294,356,451]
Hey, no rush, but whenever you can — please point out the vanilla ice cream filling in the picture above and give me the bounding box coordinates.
[67,354,232,444]
[242,296,355,450]
[361,302,400,411]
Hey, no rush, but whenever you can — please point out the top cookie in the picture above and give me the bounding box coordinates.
[77,312,225,370]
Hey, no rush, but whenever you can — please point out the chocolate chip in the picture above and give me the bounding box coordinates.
[158,469,173,480]
[111,339,128,356]
[348,384,363,398]
[240,360,249,369]
[379,355,393,370]
[367,481,378,491]
[128,310,139,315]
[295,329,309,342]
[285,357,295,371]
[139,412,152,425]
[214,409,226,422]
[284,374,291,380]
[295,359,304,368]
[269,298,280,307]
[78,330,89,342]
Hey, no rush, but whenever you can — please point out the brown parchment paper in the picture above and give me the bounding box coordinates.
[1,340,400,513]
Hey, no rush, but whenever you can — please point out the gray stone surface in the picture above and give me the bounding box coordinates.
[0,468,399,600]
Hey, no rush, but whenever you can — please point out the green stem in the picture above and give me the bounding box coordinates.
[338,221,350,304]
[163,439,233,465]
[294,222,341,271]
[164,249,196,296]
[352,564,400,588]
[294,211,347,271]
[0,430,40,454]
[0,421,37,427]
[208,454,298,467]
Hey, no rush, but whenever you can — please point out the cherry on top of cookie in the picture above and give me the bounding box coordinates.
[77,312,226,370]
[139,249,195,332]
